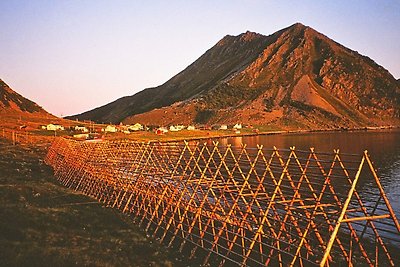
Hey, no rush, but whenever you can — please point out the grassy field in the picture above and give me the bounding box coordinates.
[104,129,249,142]
[0,139,196,266]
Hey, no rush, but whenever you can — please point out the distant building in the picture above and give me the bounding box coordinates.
[104,125,118,133]
[156,127,168,135]
[169,125,185,132]
[220,125,228,130]
[128,123,144,131]
[74,125,89,132]
[45,124,64,131]
[233,123,242,130]
[187,125,195,131]
[73,133,89,140]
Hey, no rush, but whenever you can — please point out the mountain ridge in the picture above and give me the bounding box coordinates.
[68,25,291,123]
[68,23,400,129]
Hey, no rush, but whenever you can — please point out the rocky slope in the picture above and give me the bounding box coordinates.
[68,30,278,123]
[0,79,59,131]
[0,79,49,114]
[70,23,400,129]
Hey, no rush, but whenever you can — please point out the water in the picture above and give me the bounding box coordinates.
[222,129,400,244]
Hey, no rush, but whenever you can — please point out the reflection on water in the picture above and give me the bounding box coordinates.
[226,130,398,155]
[222,129,400,243]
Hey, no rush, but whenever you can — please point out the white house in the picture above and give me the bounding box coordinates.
[187,125,195,131]
[73,133,89,140]
[104,125,118,133]
[74,125,89,132]
[233,123,242,130]
[45,124,64,131]
[169,125,185,132]
[220,125,228,130]
[128,123,144,131]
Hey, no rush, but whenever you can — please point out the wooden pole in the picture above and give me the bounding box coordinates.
[320,155,365,267]
[44,138,399,267]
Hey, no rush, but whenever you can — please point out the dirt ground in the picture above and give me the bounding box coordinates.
[0,138,193,266]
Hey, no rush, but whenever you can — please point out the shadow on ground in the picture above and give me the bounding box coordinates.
[0,139,195,266]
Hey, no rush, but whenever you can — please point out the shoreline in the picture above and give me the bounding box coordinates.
[1,124,398,145]
[149,125,400,143]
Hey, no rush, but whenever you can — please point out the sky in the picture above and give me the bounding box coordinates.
[1,0,399,117]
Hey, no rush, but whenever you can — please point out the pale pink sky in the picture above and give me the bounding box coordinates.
[1,0,399,116]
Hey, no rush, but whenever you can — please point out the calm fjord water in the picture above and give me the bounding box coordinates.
[224,129,400,236]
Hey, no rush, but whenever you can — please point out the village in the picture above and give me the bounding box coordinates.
[41,121,246,140]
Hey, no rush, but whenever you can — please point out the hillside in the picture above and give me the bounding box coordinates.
[69,23,400,129]
[0,79,60,130]
[68,30,279,123]
[0,79,49,114]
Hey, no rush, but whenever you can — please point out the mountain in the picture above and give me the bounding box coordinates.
[69,29,277,123]
[0,79,49,114]
[70,23,400,129]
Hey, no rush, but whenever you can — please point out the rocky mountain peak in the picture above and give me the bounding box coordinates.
[239,31,262,42]
[69,23,400,129]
